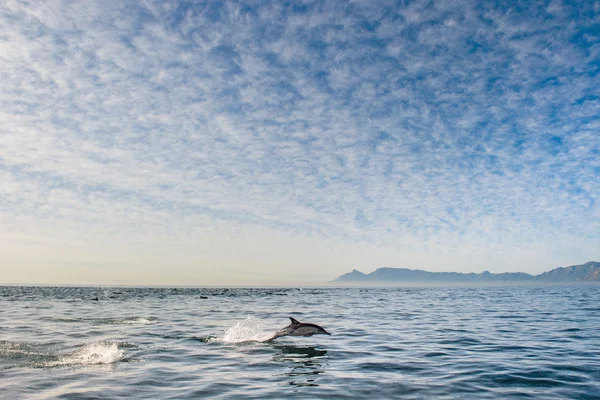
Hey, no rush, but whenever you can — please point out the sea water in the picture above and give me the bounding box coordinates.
[1,286,599,399]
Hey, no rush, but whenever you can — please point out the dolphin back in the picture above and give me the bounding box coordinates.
[267,317,330,341]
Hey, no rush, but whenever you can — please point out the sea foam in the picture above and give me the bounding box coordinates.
[43,342,124,367]
[221,316,274,343]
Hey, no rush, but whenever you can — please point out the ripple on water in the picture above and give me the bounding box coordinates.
[2,286,600,399]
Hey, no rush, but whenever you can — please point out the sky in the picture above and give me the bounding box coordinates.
[1,0,599,286]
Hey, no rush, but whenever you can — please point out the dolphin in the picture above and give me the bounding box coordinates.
[269,317,331,340]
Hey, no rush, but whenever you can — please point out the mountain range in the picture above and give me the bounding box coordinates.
[332,261,600,284]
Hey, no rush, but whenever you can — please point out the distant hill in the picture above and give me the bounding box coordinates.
[535,262,600,282]
[332,261,600,284]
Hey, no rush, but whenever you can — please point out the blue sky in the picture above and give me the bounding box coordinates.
[1,0,598,285]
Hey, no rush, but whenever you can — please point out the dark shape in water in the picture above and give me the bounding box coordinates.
[269,317,331,340]
[192,335,217,343]
[274,345,328,358]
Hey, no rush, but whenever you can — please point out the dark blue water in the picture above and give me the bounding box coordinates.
[1,286,600,399]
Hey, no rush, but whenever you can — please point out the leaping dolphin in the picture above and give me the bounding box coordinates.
[269,317,331,340]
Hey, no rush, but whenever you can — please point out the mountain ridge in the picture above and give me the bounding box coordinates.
[332,261,600,284]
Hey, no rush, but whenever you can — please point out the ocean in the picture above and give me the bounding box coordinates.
[1,285,599,399]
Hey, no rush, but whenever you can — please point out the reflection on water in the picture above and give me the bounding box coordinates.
[273,345,328,387]
[274,344,328,358]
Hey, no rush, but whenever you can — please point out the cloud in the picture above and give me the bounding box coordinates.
[0,0,598,280]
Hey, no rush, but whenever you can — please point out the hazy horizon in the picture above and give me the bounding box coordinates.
[2,260,597,287]
[1,0,598,286]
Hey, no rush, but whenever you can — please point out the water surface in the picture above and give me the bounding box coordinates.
[1,286,599,399]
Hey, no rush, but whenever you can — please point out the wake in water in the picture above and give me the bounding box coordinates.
[162,316,273,343]
[43,341,125,368]
[0,340,127,369]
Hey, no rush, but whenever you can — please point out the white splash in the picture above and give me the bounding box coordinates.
[72,342,124,364]
[221,316,275,343]
[45,342,124,367]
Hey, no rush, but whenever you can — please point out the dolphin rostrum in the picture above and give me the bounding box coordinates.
[269,317,331,340]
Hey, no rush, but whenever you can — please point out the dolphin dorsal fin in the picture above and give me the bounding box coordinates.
[289,317,300,325]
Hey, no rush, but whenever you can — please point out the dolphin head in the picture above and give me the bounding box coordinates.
[314,326,331,335]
